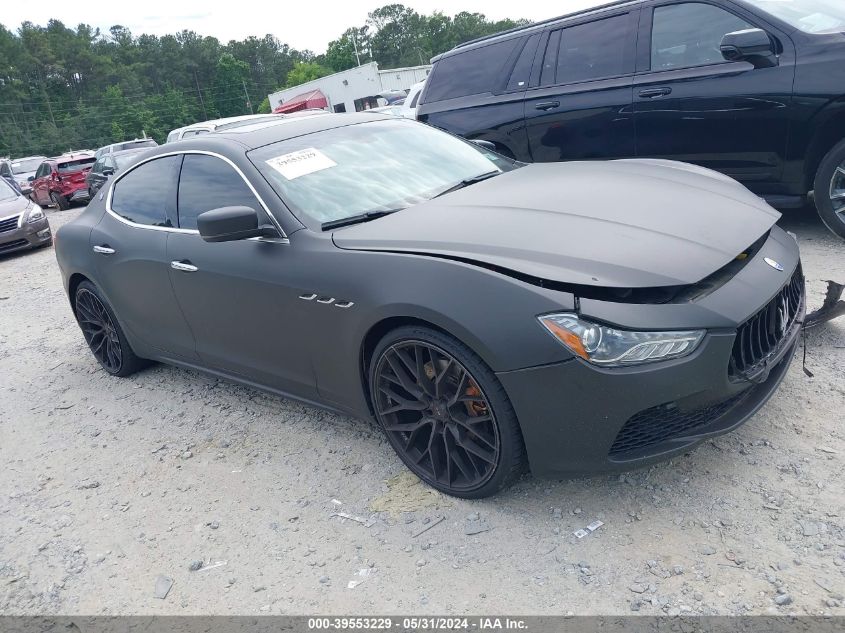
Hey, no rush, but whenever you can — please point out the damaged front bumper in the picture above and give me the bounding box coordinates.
[497,226,807,477]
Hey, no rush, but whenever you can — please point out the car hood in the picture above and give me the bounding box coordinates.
[0,193,30,217]
[332,160,780,288]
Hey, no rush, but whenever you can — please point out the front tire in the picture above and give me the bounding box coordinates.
[74,281,147,377]
[813,139,845,239]
[369,326,526,499]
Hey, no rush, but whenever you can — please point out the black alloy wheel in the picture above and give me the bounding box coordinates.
[76,288,123,373]
[371,327,526,498]
[51,191,69,211]
[74,281,147,377]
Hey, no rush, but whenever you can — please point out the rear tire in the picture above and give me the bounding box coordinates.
[813,139,845,239]
[51,191,69,211]
[74,281,148,377]
[369,325,527,499]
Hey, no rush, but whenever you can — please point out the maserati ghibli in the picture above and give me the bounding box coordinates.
[54,113,804,498]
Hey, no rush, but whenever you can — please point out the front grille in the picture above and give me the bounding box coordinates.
[0,239,28,253]
[609,389,753,457]
[729,265,804,378]
[0,215,20,233]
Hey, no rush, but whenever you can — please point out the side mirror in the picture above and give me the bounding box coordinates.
[471,139,497,151]
[197,206,278,243]
[102,167,115,176]
[720,28,777,68]
[27,176,35,182]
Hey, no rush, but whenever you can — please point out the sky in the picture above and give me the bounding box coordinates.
[2,0,611,53]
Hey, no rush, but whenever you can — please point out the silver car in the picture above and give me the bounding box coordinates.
[0,177,51,256]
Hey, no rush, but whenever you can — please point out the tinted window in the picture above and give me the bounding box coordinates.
[409,90,420,108]
[177,154,261,230]
[111,156,178,227]
[425,38,520,102]
[556,15,629,83]
[0,163,10,177]
[540,30,561,86]
[58,158,95,174]
[92,159,105,174]
[652,3,753,71]
[507,34,541,91]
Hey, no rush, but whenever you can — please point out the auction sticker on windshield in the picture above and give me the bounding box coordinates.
[266,148,337,180]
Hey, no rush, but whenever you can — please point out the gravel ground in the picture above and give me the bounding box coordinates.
[0,205,843,616]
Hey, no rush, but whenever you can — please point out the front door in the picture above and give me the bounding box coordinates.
[166,153,318,399]
[90,154,198,360]
[32,164,50,205]
[524,9,639,162]
[633,1,796,189]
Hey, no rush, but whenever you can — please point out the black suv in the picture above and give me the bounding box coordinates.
[417,0,845,239]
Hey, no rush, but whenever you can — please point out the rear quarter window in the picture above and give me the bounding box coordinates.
[425,38,520,103]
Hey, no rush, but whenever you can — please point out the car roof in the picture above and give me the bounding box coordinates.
[434,0,641,60]
[211,112,393,149]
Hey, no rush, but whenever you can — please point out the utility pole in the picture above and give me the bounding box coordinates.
[194,69,208,120]
[242,79,253,114]
[352,32,361,66]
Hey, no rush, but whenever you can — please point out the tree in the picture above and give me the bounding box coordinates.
[285,61,332,88]
[325,27,369,72]
[213,52,251,117]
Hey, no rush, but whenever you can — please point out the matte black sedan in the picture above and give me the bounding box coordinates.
[55,113,804,498]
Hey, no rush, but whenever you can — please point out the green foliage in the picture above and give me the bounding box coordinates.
[285,62,333,88]
[0,6,527,157]
[257,97,271,114]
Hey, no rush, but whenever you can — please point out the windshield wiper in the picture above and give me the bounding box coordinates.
[321,209,401,231]
[433,170,501,199]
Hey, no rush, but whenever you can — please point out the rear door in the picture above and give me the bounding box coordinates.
[633,0,796,188]
[166,152,318,399]
[90,155,198,360]
[524,9,639,162]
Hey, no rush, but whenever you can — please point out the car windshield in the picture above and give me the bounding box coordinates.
[0,178,19,201]
[744,0,845,33]
[113,152,145,169]
[249,119,516,225]
[11,157,44,174]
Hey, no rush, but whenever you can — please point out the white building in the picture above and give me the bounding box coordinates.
[269,62,430,114]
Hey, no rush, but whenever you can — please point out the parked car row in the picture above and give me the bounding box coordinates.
[416,0,845,239]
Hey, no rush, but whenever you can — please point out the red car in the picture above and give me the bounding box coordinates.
[30,153,95,210]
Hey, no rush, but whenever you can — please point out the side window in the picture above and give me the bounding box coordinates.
[92,159,104,174]
[0,163,10,178]
[540,30,561,86]
[424,38,520,102]
[557,14,630,83]
[506,33,541,91]
[177,154,262,231]
[36,164,47,178]
[651,3,753,71]
[110,155,179,227]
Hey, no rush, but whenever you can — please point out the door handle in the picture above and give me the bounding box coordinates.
[534,101,561,111]
[92,245,115,255]
[170,260,198,272]
[638,87,672,98]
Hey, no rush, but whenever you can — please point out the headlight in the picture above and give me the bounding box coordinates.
[538,313,705,367]
[25,203,45,223]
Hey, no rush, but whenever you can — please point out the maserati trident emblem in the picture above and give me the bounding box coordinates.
[764,257,784,271]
